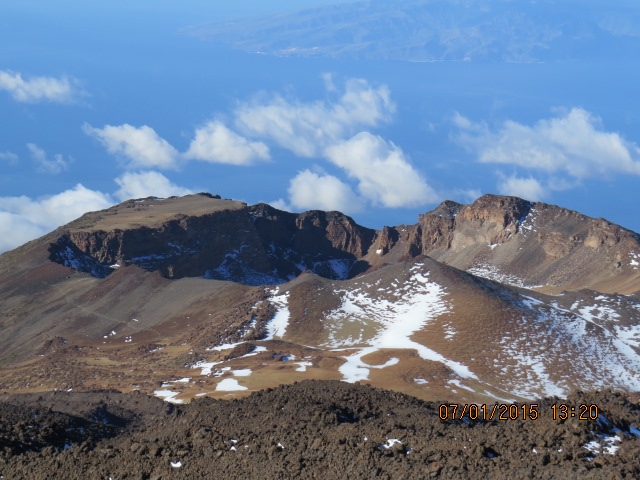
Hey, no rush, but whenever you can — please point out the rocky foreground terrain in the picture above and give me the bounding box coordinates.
[1,381,640,479]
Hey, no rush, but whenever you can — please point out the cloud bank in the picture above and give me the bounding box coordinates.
[286,170,364,213]
[0,151,18,164]
[85,120,270,169]
[234,77,395,157]
[84,77,437,215]
[234,77,436,212]
[114,171,194,201]
[184,120,270,165]
[325,132,437,207]
[0,70,81,103]
[454,108,640,200]
[0,184,113,252]
[83,123,180,170]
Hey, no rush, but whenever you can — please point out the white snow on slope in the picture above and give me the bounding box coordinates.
[616,325,640,348]
[264,290,290,340]
[468,264,541,289]
[153,390,184,404]
[584,435,622,456]
[295,361,313,372]
[496,292,640,399]
[568,295,640,350]
[216,378,248,392]
[518,207,538,234]
[192,360,222,376]
[325,262,477,382]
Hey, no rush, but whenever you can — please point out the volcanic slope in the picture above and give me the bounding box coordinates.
[0,193,639,405]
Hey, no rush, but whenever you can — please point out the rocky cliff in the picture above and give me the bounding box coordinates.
[43,192,640,293]
[48,194,376,285]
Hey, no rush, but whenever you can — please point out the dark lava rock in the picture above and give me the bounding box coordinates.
[1,382,639,479]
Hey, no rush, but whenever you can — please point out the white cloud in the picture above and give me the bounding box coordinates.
[0,212,44,253]
[27,143,70,174]
[83,123,180,170]
[268,198,292,212]
[287,170,363,213]
[496,174,547,201]
[114,171,194,201]
[234,77,395,157]
[0,70,80,103]
[324,132,438,208]
[232,77,439,210]
[455,108,640,178]
[0,184,113,253]
[184,120,270,165]
[0,151,18,164]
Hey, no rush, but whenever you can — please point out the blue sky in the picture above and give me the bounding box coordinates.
[2,0,640,253]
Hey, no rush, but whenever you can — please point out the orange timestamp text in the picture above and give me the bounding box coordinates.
[438,403,599,421]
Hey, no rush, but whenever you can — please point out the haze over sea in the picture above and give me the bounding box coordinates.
[2,0,640,253]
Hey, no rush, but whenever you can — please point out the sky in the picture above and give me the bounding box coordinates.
[2,0,640,253]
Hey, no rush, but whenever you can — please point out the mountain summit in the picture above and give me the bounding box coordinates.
[0,193,639,403]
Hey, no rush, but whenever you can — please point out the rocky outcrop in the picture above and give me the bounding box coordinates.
[48,196,376,284]
[446,195,532,250]
[56,207,271,280]
[388,194,640,293]
[249,204,376,281]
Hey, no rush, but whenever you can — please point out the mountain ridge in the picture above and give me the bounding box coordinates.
[0,192,639,405]
[19,192,640,294]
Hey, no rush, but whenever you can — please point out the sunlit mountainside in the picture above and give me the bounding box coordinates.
[1,193,639,405]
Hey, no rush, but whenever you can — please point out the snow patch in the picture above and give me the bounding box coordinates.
[339,347,400,382]
[468,264,541,289]
[495,292,640,398]
[584,434,622,456]
[380,439,402,450]
[192,360,222,376]
[295,361,313,372]
[206,342,243,352]
[264,292,290,340]
[153,390,184,404]
[216,378,248,392]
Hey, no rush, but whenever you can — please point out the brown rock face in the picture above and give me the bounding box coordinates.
[417,199,462,251]
[53,207,271,280]
[447,195,532,250]
[48,195,376,284]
